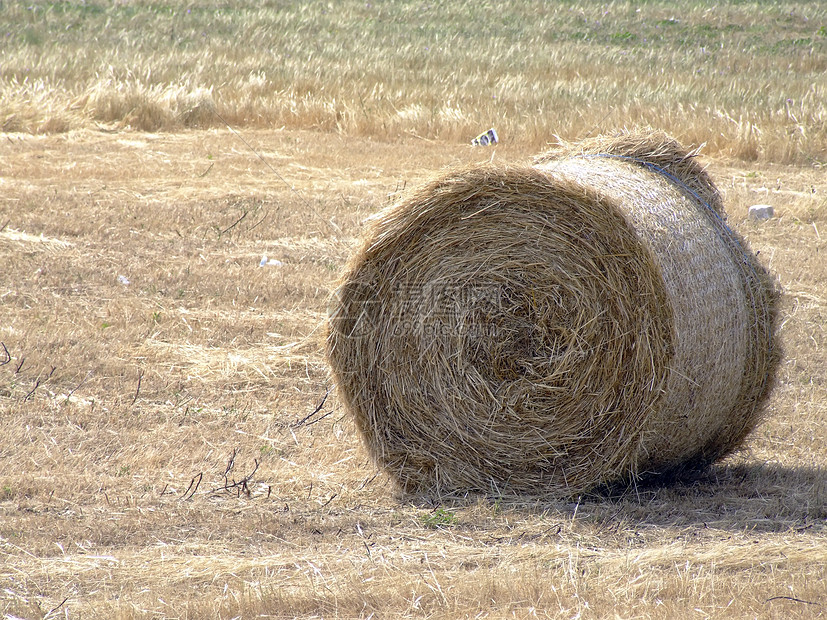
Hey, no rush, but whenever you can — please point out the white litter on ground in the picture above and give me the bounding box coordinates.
[259,255,284,267]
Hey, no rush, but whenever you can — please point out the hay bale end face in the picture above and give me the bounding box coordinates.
[327,132,780,497]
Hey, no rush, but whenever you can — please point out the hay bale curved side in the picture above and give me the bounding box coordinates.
[536,131,780,477]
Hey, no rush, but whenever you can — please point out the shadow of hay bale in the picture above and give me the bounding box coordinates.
[327,130,781,498]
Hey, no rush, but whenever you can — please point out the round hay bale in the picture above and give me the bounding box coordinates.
[327,131,780,496]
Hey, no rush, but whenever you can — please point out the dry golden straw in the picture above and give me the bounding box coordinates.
[327,131,780,496]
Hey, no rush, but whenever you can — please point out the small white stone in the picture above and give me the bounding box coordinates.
[748,204,774,220]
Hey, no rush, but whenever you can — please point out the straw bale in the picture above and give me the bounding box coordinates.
[327,131,780,496]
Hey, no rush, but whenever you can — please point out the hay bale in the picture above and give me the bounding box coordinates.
[327,131,780,496]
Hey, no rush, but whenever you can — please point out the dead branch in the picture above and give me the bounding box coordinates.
[63,370,92,405]
[358,472,380,490]
[24,366,56,401]
[130,369,143,406]
[23,379,38,399]
[302,410,334,427]
[0,342,10,366]
[208,457,260,496]
[765,596,821,606]
[293,390,330,427]
[219,209,248,236]
[44,596,69,619]
[247,209,269,233]
[222,447,238,480]
[197,162,214,178]
[181,472,202,500]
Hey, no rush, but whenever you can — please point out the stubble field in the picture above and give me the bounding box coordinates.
[2,1,826,618]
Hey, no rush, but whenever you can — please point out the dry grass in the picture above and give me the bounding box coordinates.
[1,1,826,163]
[1,127,826,619]
[1,1,826,617]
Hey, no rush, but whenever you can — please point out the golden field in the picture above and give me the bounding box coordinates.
[1,1,826,618]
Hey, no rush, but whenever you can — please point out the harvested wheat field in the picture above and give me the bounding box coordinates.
[2,1,827,618]
[2,125,825,619]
